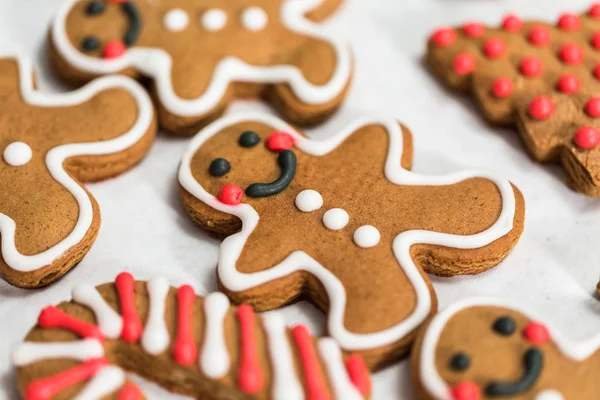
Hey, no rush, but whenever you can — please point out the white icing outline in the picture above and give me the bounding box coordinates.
[178,113,517,351]
[12,339,104,367]
[0,50,153,273]
[419,298,600,399]
[51,0,351,117]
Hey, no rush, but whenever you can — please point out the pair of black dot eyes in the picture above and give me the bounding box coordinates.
[209,131,261,177]
[81,1,107,52]
[449,316,516,372]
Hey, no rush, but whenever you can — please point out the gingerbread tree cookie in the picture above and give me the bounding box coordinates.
[412,298,600,400]
[0,51,156,288]
[49,0,352,135]
[427,4,600,196]
[178,113,526,369]
[13,273,371,400]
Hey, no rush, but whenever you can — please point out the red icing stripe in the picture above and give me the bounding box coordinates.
[117,383,143,400]
[25,357,109,400]
[345,354,371,397]
[115,272,142,343]
[292,325,331,400]
[38,306,104,343]
[173,285,197,366]
[236,304,264,394]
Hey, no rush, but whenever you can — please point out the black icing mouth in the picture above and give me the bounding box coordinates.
[485,348,543,397]
[245,150,296,198]
[120,2,142,46]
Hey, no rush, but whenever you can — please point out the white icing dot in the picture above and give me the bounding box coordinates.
[3,142,32,166]
[241,7,268,31]
[163,8,189,32]
[323,208,349,231]
[535,390,564,400]
[295,190,323,212]
[202,8,227,31]
[353,225,380,248]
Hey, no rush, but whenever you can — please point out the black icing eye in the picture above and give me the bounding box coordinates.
[209,158,231,177]
[81,36,101,52]
[86,1,106,15]
[239,130,261,148]
[493,316,516,336]
[449,352,471,371]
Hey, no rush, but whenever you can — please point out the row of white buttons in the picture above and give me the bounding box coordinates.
[164,7,268,33]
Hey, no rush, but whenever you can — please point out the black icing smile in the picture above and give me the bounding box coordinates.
[485,348,543,397]
[120,2,142,46]
[245,150,296,198]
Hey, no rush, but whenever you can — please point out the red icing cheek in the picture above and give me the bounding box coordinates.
[218,184,243,205]
[266,131,295,152]
[523,321,550,345]
[103,40,126,59]
[452,381,481,400]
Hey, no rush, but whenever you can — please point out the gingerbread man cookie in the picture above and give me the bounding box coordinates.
[49,0,352,135]
[412,298,600,400]
[427,4,600,196]
[14,272,371,400]
[0,51,156,288]
[178,113,525,368]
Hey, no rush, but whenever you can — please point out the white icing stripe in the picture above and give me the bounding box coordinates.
[262,314,304,400]
[11,339,104,367]
[419,298,600,399]
[318,338,363,400]
[72,284,123,339]
[178,113,516,352]
[73,366,125,400]
[51,0,351,117]
[200,292,231,379]
[141,277,170,355]
[0,50,153,273]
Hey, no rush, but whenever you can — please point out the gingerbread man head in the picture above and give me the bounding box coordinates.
[413,299,600,400]
[0,51,155,288]
[50,0,352,134]
[178,113,525,368]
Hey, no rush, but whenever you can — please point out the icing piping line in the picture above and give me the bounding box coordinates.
[178,112,517,351]
[418,297,600,399]
[0,50,153,272]
[51,0,351,116]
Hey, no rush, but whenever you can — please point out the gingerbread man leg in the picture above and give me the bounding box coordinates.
[0,52,156,287]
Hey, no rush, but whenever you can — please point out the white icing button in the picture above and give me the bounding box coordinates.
[163,8,189,32]
[353,225,380,248]
[241,7,268,31]
[323,208,349,231]
[202,8,227,31]
[295,190,323,212]
[535,390,564,400]
[3,142,32,166]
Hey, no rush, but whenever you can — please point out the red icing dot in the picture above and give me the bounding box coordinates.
[528,26,551,47]
[559,43,584,65]
[483,38,506,58]
[218,184,243,205]
[491,77,514,98]
[594,64,600,80]
[556,73,581,94]
[266,131,295,152]
[452,382,481,400]
[574,126,600,149]
[519,56,543,77]
[453,53,475,76]
[463,22,485,38]
[590,4,600,19]
[586,97,600,117]
[430,27,456,47]
[557,13,581,31]
[591,32,600,50]
[528,96,555,120]
[103,40,126,59]
[502,14,523,33]
[523,321,551,345]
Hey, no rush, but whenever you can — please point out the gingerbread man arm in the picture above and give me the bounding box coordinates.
[0,52,155,287]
